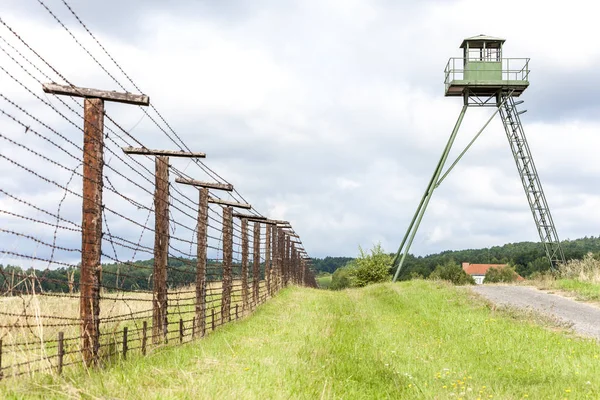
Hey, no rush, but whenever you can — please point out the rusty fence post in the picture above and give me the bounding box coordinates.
[80,98,104,366]
[196,187,209,337]
[253,222,260,305]
[241,218,249,312]
[284,234,291,286]
[221,207,233,324]
[153,155,170,344]
[277,228,284,290]
[265,224,272,296]
[41,84,150,367]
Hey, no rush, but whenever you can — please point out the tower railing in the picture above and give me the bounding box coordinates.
[444,58,530,92]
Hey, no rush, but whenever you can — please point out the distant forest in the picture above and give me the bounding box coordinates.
[3,236,600,294]
[0,258,258,294]
[312,236,600,280]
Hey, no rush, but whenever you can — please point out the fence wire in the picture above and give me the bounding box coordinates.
[0,0,317,380]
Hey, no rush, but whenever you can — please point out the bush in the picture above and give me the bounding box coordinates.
[485,266,519,283]
[350,243,392,287]
[429,260,475,285]
[330,266,354,290]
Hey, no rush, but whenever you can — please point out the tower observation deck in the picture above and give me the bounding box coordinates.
[444,35,530,98]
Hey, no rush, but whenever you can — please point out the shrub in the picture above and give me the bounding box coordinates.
[330,266,354,290]
[429,260,475,285]
[485,265,519,283]
[350,243,392,287]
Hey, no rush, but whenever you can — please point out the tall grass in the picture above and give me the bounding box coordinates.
[558,253,600,283]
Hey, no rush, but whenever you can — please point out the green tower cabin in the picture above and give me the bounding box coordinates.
[392,35,565,282]
[445,34,529,98]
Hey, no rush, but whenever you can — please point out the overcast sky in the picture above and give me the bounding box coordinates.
[1,0,600,265]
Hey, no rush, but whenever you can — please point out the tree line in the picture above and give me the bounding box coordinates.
[312,236,600,280]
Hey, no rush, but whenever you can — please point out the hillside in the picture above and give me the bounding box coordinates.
[312,236,600,279]
[4,282,600,399]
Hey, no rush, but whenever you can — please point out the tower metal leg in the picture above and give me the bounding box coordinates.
[498,95,565,269]
[392,104,468,282]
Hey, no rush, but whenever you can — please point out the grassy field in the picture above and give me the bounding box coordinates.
[0,280,269,377]
[2,280,600,399]
[316,273,332,289]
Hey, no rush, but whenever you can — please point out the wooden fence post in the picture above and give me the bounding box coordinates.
[221,207,233,324]
[80,97,104,366]
[196,187,209,337]
[43,83,149,367]
[142,321,147,356]
[284,234,291,286]
[277,228,285,289]
[154,155,169,343]
[265,224,271,296]
[57,332,64,375]
[123,327,128,360]
[253,222,260,304]
[241,218,249,312]
[179,319,184,343]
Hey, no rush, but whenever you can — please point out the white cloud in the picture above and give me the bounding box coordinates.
[1,0,599,264]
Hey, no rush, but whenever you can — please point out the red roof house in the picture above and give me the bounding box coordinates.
[462,262,523,284]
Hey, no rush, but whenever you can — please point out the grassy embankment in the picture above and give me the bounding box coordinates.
[529,254,600,302]
[2,280,600,399]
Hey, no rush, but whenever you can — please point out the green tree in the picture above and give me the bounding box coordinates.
[429,260,475,285]
[484,266,519,283]
[350,243,392,287]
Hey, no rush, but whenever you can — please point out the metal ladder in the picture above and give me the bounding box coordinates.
[498,95,565,268]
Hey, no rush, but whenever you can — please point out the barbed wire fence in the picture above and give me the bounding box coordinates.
[0,0,317,379]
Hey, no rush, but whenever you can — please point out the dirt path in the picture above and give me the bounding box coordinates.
[471,285,600,340]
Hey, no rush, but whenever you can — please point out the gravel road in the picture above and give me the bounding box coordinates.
[470,285,600,340]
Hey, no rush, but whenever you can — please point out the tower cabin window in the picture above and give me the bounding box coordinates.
[466,42,502,62]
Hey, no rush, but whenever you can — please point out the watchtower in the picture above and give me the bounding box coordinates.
[445,35,529,99]
[392,35,565,281]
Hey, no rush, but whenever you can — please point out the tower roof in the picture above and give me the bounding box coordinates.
[460,34,506,49]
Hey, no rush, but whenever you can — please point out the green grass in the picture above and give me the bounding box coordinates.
[316,273,332,289]
[530,277,600,302]
[555,279,600,301]
[2,281,600,399]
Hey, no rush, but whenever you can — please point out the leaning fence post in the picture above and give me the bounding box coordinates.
[57,332,64,375]
[221,206,233,324]
[142,321,147,356]
[253,222,260,305]
[123,327,128,360]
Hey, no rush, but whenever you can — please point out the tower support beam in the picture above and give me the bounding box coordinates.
[392,102,468,281]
